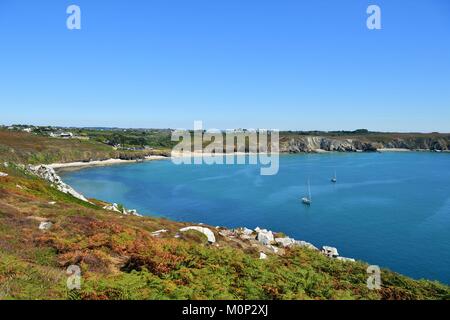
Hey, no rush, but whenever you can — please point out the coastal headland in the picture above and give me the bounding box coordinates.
[0,128,449,299]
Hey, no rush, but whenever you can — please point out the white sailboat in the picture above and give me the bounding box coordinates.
[302,179,312,205]
[331,171,337,183]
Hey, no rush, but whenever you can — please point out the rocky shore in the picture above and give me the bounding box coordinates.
[27,164,143,216]
[27,164,90,203]
[215,226,355,262]
[48,155,168,171]
[25,163,354,265]
[279,136,450,153]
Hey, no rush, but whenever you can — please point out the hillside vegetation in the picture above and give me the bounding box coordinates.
[0,164,449,299]
[0,128,449,300]
[0,130,168,165]
[2,128,450,163]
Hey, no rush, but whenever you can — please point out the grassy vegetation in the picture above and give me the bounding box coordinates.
[1,128,449,299]
[76,128,177,150]
[2,127,450,164]
[0,163,449,300]
[0,130,169,165]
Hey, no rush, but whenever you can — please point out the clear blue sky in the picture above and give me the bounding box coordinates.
[0,0,449,131]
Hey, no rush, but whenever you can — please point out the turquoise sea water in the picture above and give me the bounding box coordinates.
[61,152,450,283]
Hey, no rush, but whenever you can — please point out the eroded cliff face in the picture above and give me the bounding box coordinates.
[383,137,449,150]
[27,165,90,202]
[279,136,449,153]
[279,136,381,153]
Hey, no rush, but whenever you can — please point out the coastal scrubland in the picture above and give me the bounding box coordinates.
[0,130,168,165]
[0,164,449,299]
[0,131,449,299]
[2,127,449,160]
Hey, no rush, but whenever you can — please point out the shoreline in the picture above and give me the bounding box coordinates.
[377,148,450,153]
[51,152,270,172]
[50,155,168,172]
[36,150,450,284]
[51,148,449,170]
[50,149,450,173]
[377,148,411,152]
[35,164,357,268]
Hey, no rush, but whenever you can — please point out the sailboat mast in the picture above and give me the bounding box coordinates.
[308,179,311,200]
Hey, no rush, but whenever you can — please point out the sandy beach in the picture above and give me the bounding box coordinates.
[49,148,447,171]
[377,148,412,152]
[49,152,281,172]
[49,155,168,171]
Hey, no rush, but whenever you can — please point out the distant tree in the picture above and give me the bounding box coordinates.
[353,129,369,134]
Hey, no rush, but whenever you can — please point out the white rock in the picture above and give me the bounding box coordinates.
[267,245,279,253]
[337,256,355,262]
[259,252,267,260]
[28,165,89,202]
[322,246,339,257]
[275,237,296,247]
[294,240,319,251]
[219,229,235,237]
[151,229,168,236]
[257,230,274,245]
[180,226,216,243]
[39,221,53,230]
[125,209,141,216]
[102,203,141,216]
[103,203,122,213]
[241,227,253,235]
[3,162,8,168]
[240,234,254,240]
[0,172,8,177]
[48,201,56,205]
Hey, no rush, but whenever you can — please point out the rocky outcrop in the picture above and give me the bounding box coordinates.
[28,165,144,216]
[27,165,89,202]
[103,203,142,216]
[275,237,296,247]
[180,226,216,243]
[337,256,355,262]
[279,135,449,153]
[255,227,274,245]
[216,226,350,261]
[385,138,449,151]
[38,221,53,231]
[280,136,381,153]
[150,229,168,237]
[322,246,339,258]
[321,246,354,262]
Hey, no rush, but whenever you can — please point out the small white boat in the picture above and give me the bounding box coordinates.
[302,197,311,205]
[302,179,312,205]
[331,171,337,183]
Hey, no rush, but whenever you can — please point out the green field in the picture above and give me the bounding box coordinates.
[0,129,169,165]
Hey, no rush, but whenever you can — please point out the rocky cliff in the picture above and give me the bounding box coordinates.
[27,165,89,202]
[279,135,449,153]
